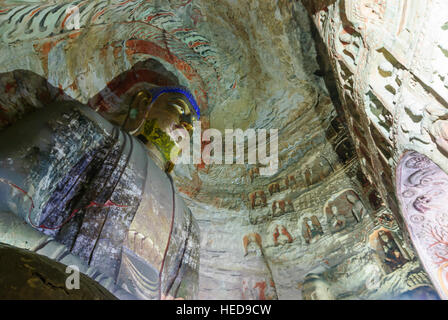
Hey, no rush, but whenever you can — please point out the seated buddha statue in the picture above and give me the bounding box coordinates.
[0,70,199,300]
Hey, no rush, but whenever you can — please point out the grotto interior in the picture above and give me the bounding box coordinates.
[0,0,447,301]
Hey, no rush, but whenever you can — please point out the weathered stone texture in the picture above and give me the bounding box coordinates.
[0,243,116,300]
[0,0,444,300]
[301,0,448,299]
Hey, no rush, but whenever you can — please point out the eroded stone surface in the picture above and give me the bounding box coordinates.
[301,0,448,299]
[397,152,448,299]
[0,0,443,300]
[0,243,116,300]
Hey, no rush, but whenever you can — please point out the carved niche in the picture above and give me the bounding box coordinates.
[324,189,367,233]
[302,216,324,244]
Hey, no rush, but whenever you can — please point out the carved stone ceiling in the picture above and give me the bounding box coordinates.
[0,0,441,300]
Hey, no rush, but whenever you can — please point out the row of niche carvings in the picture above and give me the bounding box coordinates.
[240,154,434,299]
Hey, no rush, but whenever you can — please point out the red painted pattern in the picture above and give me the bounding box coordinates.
[145,12,174,23]
[29,8,41,18]
[188,41,208,49]
[125,39,208,110]
[116,0,134,6]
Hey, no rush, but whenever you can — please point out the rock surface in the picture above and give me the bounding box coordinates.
[0,243,116,299]
[0,0,444,300]
[301,0,448,299]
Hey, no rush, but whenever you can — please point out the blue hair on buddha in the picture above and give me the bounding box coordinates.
[149,86,201,119]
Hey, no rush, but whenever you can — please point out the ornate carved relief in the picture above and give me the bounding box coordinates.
[344,0,386,28]
[324,189,366,234]
[397,151,448,299]
[336,25,363,69]
[370,229,409,273]
[302,216,324,244]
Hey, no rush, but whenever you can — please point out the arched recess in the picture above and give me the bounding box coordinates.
[396,151,448,299]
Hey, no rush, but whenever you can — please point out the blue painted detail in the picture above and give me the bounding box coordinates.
[149,86,201,119]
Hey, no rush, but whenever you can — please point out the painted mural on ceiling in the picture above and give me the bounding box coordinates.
[0,0,227,122]
[0,0,446,301]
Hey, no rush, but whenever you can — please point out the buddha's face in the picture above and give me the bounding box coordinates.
[125,90,196,172]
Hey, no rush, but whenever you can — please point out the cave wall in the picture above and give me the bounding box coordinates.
[171,0,436,299]
[301,0,448,299]
[0,243,116,299]
[0,0,442,300]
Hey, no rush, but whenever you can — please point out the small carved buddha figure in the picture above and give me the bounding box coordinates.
[273,225,293,246]
[303,217,324,244]
[272,200,278,215]
[243,233,263,256]
[378,231,408,272]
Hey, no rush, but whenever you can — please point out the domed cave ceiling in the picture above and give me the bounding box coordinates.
[0,0,446,300]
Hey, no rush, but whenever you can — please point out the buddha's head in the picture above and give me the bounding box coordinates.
[122,87,199,173]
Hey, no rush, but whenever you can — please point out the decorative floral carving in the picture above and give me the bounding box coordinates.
[397,151,448,299]
[405,153,431,169]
